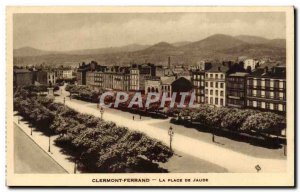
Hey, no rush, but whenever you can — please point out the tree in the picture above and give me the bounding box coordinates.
[241,112,286,136]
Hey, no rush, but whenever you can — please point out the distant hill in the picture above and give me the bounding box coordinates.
[172,41,192,47]
[236,35,286,49]
[65,44,149,55]
[182,34,246,51]
[13,34,286,67]
[13,44,149,57]
[235,35,269,44]
[13,47,59,57]
[265,39,286,49]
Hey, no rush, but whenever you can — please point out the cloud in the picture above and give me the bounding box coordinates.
[13,12,286,51]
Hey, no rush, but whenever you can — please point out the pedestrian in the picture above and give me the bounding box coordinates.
[133,116,134,120]
[140,115,142,120]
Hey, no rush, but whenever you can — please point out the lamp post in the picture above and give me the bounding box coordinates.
[100,107,104,120]
[30,126,33,136]
[48,135,51,153]
[282,128,287,156]
[168,126,174,151]
[74,159,77,174]
[63,97,66,105]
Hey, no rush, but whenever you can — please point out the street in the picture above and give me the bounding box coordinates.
[56,85,287,173]
[14,123,67,174]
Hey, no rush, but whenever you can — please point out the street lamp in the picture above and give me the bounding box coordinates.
[63,97,66,105]
[74,159,77,174]
[48,135,51,153]
[100,107,104,120]
[30,125,33,136]
[282,128,287,156]
[168,126,174,151]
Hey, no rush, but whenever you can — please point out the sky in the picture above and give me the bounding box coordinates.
[13,12,286,51]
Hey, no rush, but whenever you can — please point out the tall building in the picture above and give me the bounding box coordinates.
[129,64,155,92]
[191,70,205,104]
[226,72,248,108]
[205,66,228,107]
[246,66,286,113]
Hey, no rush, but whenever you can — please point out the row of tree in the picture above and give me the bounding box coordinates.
[66,84,100,103]
[14,89,173,173]
[173,105,286,137]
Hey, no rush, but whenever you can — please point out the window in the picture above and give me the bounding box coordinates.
[279,104,283,111]
[205,82,208,87]
[210,97,213,104]
[210,90,213,95]
[216,90,218,95]
[253,79,257,87]
[261,102,266,109]
[220,91,224,96]
[261,90,265,97]
[216,82,218,88]
[253,101,257,107]
[279,92,284,100]
[270,103,274,110]
[215,74,218,79]
[220,98,224,105]
[210,82,213,87]
[220,83,224,88]
[205,89,208,94]
[270,80,274,88]
[215,98,218,105]
[279,81,283,89]
[210,74,213,78]
[205,97,208,104]
[220,74,224,79]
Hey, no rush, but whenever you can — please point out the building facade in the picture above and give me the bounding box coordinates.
[226,72,248,108]
[246,66,286,113]
[13,69,33,87]
[205,67,227,107]
[191,70,205,104]
[36,70,57,86]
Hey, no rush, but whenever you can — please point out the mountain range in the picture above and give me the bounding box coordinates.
[13,34,286,67]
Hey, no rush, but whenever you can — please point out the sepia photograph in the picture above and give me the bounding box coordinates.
[6,6,295,187]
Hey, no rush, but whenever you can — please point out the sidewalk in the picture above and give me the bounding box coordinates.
[55,88,287,173]
[13,114,77,174]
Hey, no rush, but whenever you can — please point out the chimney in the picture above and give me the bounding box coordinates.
[168,56,171,69]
